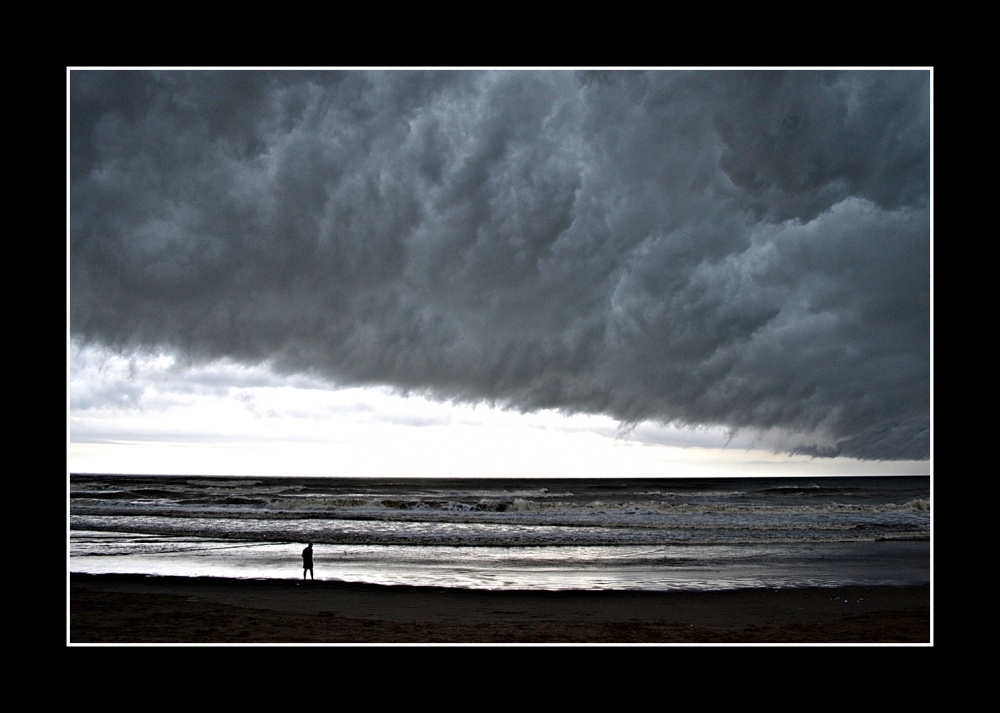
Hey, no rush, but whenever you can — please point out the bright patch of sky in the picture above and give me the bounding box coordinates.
[69,344,928,478]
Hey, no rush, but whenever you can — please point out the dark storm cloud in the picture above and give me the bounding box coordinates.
[69,69,931,460]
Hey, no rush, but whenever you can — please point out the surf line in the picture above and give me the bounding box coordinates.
[116,541,287,556]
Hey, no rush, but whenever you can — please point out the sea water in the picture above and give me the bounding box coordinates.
[69,474,930,592]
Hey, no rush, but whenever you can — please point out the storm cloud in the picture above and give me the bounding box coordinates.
[69,69,931,461]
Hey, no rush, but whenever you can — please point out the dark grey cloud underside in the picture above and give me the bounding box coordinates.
[70,70,931,460]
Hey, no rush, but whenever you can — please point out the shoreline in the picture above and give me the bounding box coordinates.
[69,573,931,644]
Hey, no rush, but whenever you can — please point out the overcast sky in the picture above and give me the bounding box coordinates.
[68,69,931,478]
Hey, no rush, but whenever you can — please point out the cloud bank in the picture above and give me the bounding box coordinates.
[70,69,931,460]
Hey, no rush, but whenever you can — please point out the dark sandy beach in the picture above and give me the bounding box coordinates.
[69,573,930,644]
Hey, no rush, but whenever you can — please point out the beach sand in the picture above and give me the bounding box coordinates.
[69,573,930,644]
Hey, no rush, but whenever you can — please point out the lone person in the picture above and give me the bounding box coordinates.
[302,543,314,580]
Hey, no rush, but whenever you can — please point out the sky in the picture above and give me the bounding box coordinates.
[68,69,932,478]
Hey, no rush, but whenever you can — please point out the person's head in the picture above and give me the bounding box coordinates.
[308,543,313,548]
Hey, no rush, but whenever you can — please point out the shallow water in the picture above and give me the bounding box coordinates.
[69,474,931,592]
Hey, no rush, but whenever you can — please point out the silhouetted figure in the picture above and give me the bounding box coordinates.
[302,543,314,580]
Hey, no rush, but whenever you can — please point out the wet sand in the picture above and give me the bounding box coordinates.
[69,573,931,644]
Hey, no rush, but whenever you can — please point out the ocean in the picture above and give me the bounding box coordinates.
[69,474,930,592]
